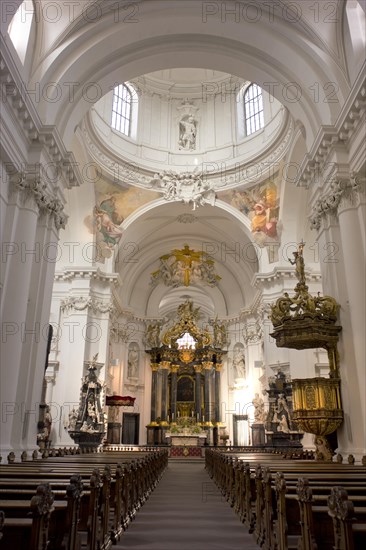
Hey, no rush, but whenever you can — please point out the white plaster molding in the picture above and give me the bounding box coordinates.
[81,109,293,190]
[60,296,115,316]
[242,320,263,345]
[309,174,363,231]
[54,268,121,286]
[149,170,216,210]
[176,213,198,224]
[0,46,82,189]
[132,74,245,101]
[297,77,366,188]
[10,171,68,230]
[252,268,321,287]
[110,322,138,344]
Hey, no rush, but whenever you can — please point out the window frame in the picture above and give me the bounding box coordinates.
[244,83,264,137]
[111,83,134,137]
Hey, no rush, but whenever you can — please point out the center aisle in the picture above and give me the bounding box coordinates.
[116,460,258,550]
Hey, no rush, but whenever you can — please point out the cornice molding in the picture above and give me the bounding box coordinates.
[297,70,366,188]
[54,267,121,286]
[0,45,82,189]
[132,74,246,100]
[252,268,322,287]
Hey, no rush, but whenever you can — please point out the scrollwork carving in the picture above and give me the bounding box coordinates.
[149,170,216,210]
[11,173,67,230]
[310,176,363,231]
[61,296,115,316]
[30,483,55,516]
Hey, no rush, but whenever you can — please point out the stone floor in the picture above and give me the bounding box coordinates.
[116,461,259,550]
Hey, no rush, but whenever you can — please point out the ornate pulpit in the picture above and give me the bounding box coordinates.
[269,242,343,460]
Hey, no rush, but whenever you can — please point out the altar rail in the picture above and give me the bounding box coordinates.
[0,449,168,549]
[206,449,366,550]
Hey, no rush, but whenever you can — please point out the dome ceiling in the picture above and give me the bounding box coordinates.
[74,67,288,320]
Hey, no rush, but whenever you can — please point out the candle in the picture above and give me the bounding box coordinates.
[203,415,205,422]
[178,411,180,418]
[172,413,174,421]
[196,413,199,421]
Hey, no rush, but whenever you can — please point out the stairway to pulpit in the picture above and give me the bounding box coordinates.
[116,461,259,550]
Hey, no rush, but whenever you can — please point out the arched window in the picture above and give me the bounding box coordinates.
[8,0,34,64]
[111,84,133,136]
[244,84,264,136]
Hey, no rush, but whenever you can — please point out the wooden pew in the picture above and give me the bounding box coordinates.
[0,449,168,550]
[328,486,366,550]
[205,448,366,550]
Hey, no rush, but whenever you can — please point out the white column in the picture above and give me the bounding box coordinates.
[1,174,39,459]
[316,181,366,458]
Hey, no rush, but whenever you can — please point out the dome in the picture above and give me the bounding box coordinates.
[82,68,291,190]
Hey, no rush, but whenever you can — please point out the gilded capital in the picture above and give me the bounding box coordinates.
[151,362,159,372]
[202,361,213,370]
[215,363,223,372]
[193,364,203,374]
[170,364,180,373]
[160,360,171,370]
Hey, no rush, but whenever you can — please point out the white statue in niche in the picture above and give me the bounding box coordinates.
[179,115,197,150]
[127,344,139,379]
[232,348,246,378]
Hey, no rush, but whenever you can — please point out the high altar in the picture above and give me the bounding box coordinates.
[145,300,228,446]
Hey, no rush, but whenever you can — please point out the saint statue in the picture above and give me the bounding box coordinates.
[68,407,78,430]
[179,115,197,150]
[146,323,161,348]
[233,348,246,378]
[127,345,139,378]
[288,241,306,285]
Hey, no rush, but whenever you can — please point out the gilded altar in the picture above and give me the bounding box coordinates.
[145,299,228,445]
[165,416,207,446]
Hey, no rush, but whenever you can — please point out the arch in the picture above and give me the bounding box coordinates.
[112,199,260,317]
[28,5,350,150]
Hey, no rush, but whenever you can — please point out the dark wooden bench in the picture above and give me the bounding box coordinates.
[0,449,168,549]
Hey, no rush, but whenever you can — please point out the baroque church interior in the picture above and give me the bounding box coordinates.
[0,1,365,549]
